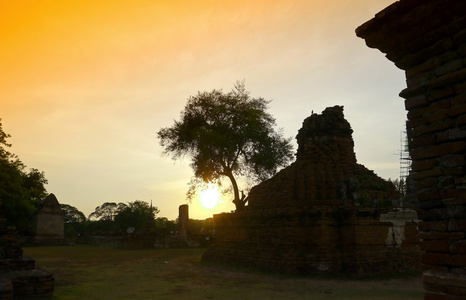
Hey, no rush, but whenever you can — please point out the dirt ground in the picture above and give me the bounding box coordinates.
[23,246,424,300]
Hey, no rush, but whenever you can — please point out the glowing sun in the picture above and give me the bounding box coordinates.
[200,186,220,209]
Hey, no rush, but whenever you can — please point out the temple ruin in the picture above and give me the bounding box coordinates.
[33,193,65,245]
[356,0,466,298]
[203,106,421,274]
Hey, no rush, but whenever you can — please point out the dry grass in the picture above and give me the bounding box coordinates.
[23,245,423,300]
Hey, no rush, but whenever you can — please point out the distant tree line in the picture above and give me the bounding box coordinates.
[62,201,166,238]
[61,201,213,239]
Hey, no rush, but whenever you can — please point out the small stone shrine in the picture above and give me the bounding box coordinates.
[0,199,55,298]
[33,193,64,245]
[203,106,421,274]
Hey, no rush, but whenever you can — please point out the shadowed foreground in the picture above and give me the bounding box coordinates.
[24,245,423,300]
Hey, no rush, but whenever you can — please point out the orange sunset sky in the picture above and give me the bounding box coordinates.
[0,0,405,220]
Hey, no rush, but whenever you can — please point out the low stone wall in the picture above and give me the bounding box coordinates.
[203,206,420,274]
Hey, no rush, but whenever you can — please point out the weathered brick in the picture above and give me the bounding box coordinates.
[419,232,465,240]
[454,80,466,94]
[457,114,466,127]
[413,167,443,180]
[411,158,437,172]
[451,241,466,254]
[422,253,466,267]
[419,221,448,232]
[439,155,466,169]
[436,206,466,219]
[418,189,441,201]
[446,286,466,297]
[421,240,450,252]
[407,57,441,78]
[445,188,459,198]
[453,26,466,46]
[442,198,466,206]
[434,130,450,143]
[411,119,456,137]
[427,86,456,103]
[450,94,466,107]
[411,141,466,160]
[405,94,428,110]
[438,177,456,189]
[409,114,430,128]
[451,267,466,277]
[449,220,466,231]
[454,175,466,186]
[435,59,465,77]
[409,71,436,89]
[447,102,466,117]
[422,264,450,273]
[408,99,451,120]
[448,128,466,140]
[423,270,466,288]
[416,177,439,189]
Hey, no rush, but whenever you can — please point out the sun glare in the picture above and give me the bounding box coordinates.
[200,186,220,209]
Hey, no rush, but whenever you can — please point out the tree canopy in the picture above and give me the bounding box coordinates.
[114,200,159,231]
[61,204,86,223]
[88,202,126,221]
[0,118,48,228]
[157,81,294,210]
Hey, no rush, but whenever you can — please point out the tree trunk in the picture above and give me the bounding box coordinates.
[225,170,245,211]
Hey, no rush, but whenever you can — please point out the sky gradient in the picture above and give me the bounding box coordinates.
[1,0,405,220]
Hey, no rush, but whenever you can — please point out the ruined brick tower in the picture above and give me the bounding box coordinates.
[203,106,420,274]
[357,0,466,298]
[248,105,397,209]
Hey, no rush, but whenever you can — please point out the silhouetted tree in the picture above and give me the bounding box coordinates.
[389,178,407,197]
[114,200,159,232]
[157,81,293,210]
[0,118,48,228]
[88,202,126,221]
[61,204,86,223]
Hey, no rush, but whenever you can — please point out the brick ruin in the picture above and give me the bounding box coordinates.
[203,106,421,274]
[356,0,466,298]
[0,200,55,298]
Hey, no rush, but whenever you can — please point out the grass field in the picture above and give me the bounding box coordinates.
[23,245,423,300]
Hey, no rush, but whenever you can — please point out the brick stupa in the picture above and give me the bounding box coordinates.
[203,106,420,274]
[248,105,397,208]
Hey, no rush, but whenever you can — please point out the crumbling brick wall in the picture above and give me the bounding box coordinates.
[204,207,420,274]
[203,106,420,274]
[356,0,466,298]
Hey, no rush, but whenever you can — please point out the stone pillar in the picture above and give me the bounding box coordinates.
[178,204,189,241]
[357,1,466,298]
